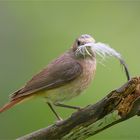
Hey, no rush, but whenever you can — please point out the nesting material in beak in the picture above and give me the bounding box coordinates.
[80,42,130,81]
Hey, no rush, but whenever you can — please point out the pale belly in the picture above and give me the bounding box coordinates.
[44,79,87,103]
[43,59,96,104]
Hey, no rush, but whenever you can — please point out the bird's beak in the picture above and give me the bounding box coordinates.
[84,46,93,57]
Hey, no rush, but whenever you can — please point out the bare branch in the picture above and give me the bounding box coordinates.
[17,77,140,140]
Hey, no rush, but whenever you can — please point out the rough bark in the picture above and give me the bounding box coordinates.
[17,77,140,140]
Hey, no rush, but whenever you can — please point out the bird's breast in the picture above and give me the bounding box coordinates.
[44,58,96,103]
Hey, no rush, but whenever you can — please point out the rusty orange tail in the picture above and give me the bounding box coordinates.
[0,97,25,113]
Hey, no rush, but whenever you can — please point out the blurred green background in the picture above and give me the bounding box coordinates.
[0,1,140,140]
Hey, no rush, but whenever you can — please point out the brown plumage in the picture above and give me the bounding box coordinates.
[0,34,96,119]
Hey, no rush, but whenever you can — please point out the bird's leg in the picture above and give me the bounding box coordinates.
[47,102,62,121]
[54,103,81,110]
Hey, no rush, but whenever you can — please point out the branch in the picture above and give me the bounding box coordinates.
[17,77,140,140]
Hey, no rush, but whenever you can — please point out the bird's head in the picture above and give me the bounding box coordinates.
[72,34,130,81]
[72,34,96,58]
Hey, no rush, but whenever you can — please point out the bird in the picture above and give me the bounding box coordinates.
[0,34,130,120]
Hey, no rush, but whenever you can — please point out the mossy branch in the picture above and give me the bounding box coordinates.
[17,77,140,140]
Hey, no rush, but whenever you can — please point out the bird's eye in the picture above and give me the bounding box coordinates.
[77,40,81,46]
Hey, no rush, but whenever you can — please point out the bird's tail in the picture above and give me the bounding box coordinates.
[0,96,27,113]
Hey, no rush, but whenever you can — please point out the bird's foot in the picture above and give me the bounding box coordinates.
[55,117,64,126]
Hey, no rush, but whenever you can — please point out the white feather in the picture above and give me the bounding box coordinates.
[80,42,130,80]
[82,42,122,60]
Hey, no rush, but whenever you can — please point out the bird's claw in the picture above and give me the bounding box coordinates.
[55,118,64,126]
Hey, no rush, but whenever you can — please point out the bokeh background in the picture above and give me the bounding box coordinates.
[0,1,140,140]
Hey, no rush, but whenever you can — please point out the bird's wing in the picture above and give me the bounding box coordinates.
[11,54,82,100]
